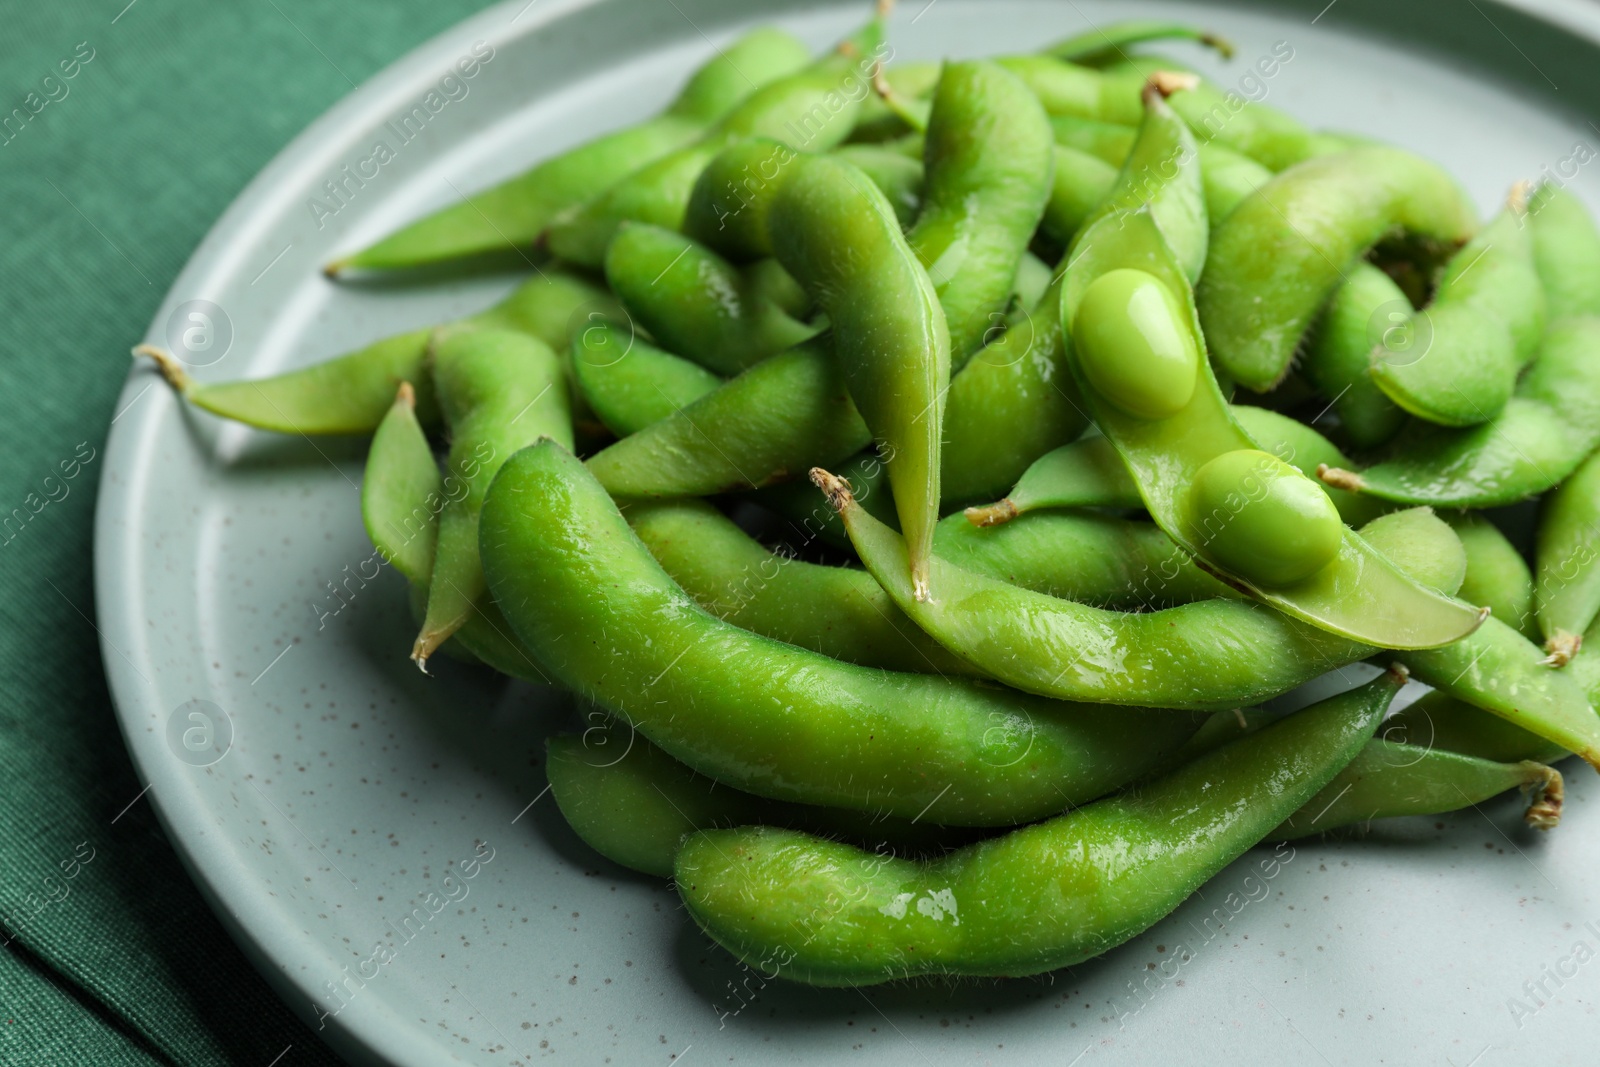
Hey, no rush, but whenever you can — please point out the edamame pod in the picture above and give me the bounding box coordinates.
[1046,21,1233,66]
[1528,182,1600,320]
[832,143,925,226]
[481,441,1206,826]
[1369,187,1545,427]
[137,268,613,435]
[1301,261,1409,450]
[1535,449,1600,664]
[1197,147,1477,391]
[1450,513,1537,642]
[584,340,868,497]
[545,21,885,267]
[412,329,571,667]
[1197,142,1271,221]
[604,223,817,375]
[769,154,951,600]
[1382,691,1568,766]
[569,323,721,437]
[1050,114,1137,164]
[1063,210,1483,648]
[1319,317,1600,507]
[1039,145,1118,250]
[324,27,813,274]
[908,61,1054,363]
[1270,739,1562,838]
[675,671,1398,986]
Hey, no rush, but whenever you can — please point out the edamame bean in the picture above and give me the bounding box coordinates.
[674,672,1398,986]
[1535,448,1600,664]
[1188,449,1343,586]
[137,268,613,435]
[569,323,721,437]
[1528,182,1600,320]
[1064,210,1483,647]
[1197,147,1477,392]
[1301,261,1409,450]
[1072,267,1200,419]
[907,61,1054,363]
[480,440,1206,825]
[324,27,813,274]
[545,20,886,267]
[583,340,867,497]
[1319,317,1600,507]
[603,223,817,375]
[412,329,571,667]
[1369,187,1545,427]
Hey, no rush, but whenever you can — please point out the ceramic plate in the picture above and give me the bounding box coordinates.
[96,1,1600,1063]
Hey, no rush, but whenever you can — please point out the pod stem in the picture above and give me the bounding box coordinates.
[1143,70,1199,102]
[1521,764,1565,830]
[132,344,193,395]
[1316,463,1366,493]
[809,467,857,515]
[962,498,1019,527]
[1541,631,1582,668]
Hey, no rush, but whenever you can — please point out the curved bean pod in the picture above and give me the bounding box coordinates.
[1301,261,1409,450]
[569,323,722,437]
[1528,182,1600,320]
[1063,210,1482,648]
[412,329,571,666]
[674,672,1397,986]
[480,440,1205,826]
[604,223,817,375]
[1450,513,1537,642]
[1197,147,1477,391]
[1369,188,1545,427]
[1039,145,1118,249]
[325,27,812,274]
[1047,21,1233,66]
[1535,449,1600,664]
[1319,317,1600,507]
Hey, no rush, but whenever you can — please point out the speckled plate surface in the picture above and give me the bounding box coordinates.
[96,0,1600,1063]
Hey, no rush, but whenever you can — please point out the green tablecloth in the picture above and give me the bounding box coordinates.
[1,3,494,1062]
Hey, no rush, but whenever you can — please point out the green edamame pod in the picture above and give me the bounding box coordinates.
[412,329,572,667]
[682,140,796,262]
[1370,187,1545,427]
[137,268,613,436]
[675,671,1398,986]
[1383,690,1568,766]
[1197,142,1271,221]
[584,340,868,497]
[768,154,951,600]
[1450,513,1537,642]
[480,440,1205,826]
[1301,261,1409,450]
[935,509,1231,608]
[908,60,1054,363]
[849,62,942,143]
[628,500,973,676]
[1046,21,1233,66]
[545,21,885,267]
[325,27,813,274]
[1039,145,1118,249]
[1320,317,1600,507]
[362,385,549,682]
[1063,210,1483,648]
[1070,73,1207,283]
[1528,182,1600,320]
[604,223,817,375]
[1535,448,1600,664]
[1197,147,1478,392]
[1270,739,1562,839]
[831,144,924,226]
[996,55,1145,127]
[546,732,976,880]
[1050,114,1137,165]
[569,323,722,437]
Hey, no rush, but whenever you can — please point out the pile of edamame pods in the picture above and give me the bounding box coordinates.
[142,8,1600,987]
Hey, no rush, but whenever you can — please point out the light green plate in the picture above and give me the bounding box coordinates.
[96,0,1600,1063]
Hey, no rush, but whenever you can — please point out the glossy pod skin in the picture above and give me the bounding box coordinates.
[325,27,813,274]
[1535,449,1600,664]
[1369,190,1545,427]
[1451,513,1537,642]
[480,441,1206,827]
[137,268,613,435]
[412,329,572,667]
[674,672,1397,986]
[1197,146,1478,392]
[1319,317,1600,507]
[907,60,1054,364]
[1301,261,1409,450]
[583,340,868,497]
[1528,182,1600,320]
[569,323,722,437]
[544,20,885,267]
[1062,209,1484,649]
[603,223,817,376]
